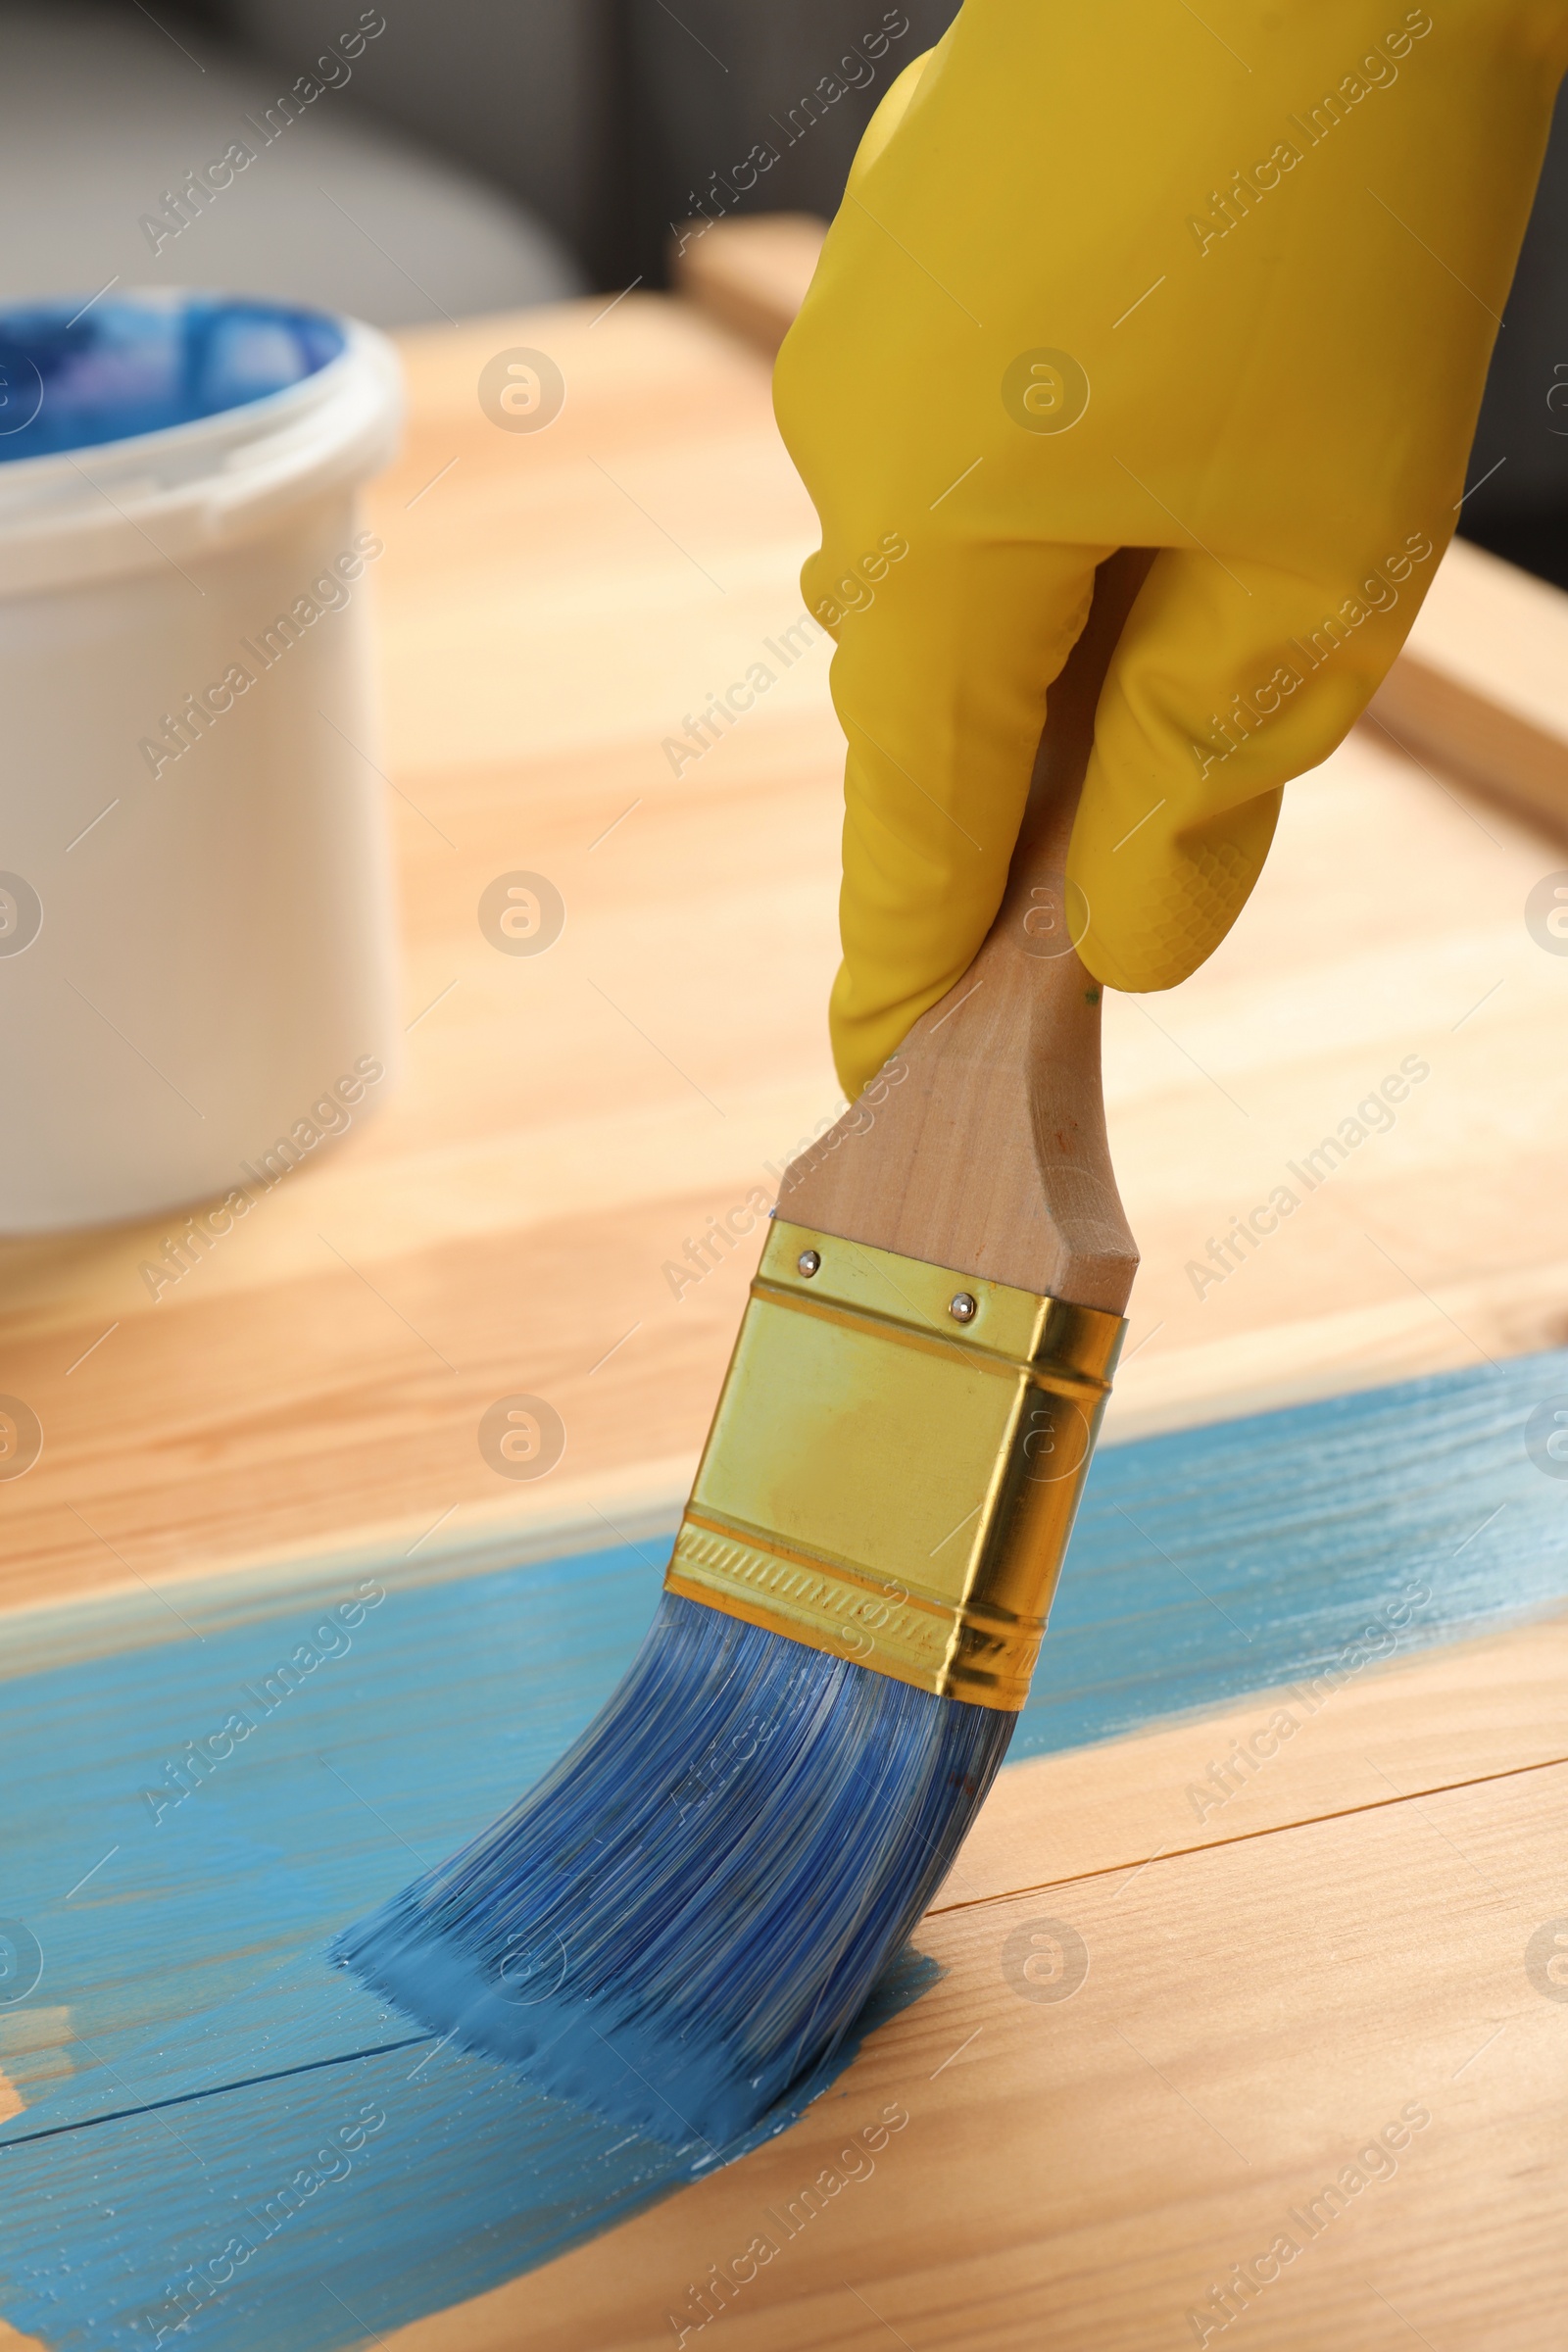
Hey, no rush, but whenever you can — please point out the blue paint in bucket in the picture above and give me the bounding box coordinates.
[0,293,345,463]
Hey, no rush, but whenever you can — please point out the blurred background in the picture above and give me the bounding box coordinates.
[5,0,1564,585]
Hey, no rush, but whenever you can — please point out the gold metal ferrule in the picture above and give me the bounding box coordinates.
[663,1219,1125,1711]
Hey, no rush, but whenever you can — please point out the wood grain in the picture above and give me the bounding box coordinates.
[2,287,1568,1615]
[948,1609,1568,1910]
[2,278,1567,2352]
[385,1754,1568,2351]
[3,1571,1563,2344]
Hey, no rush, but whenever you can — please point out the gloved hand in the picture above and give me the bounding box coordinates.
[773,2,1568,1100]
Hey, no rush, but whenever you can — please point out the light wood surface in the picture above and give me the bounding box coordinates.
[387,1640,1568,2350]
[4,262,1568,2352]
[4,286,1568,1614]
[952,1611,1568,1909]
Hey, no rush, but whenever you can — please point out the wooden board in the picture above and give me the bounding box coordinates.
[5,288,1568,1615]
[3,1356,1559,2127]
[5,270,1568,2352]
[394,1759,1568,2352]
[1370,532,1568,845]
[672,212,828,357]
[2,1521,1565,2349]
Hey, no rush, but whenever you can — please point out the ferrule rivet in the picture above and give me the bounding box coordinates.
[797,1249,821,1278]
[949,1291,978,1324]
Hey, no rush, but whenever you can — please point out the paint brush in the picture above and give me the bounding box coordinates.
[332,550,1149,2148]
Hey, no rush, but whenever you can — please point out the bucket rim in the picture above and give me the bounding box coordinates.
[0,288,378,487]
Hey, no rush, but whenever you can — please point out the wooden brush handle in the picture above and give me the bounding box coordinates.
[778,549,1151,1314]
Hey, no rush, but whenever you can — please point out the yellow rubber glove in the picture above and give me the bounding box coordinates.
[773,3,1568,1099]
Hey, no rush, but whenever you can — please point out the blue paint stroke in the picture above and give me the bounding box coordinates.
[0,1948,936,2352]
[1031,1349,1568,1750]
[1,1349,1564,2345]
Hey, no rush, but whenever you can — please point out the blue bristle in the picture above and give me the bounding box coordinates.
[331,1591,1013,2146]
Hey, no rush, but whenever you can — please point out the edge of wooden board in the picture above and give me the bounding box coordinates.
[8,1268,1567,1673]
[0,1453,694,1680]
[670,211,828,358]
[945,1604,1568,1911]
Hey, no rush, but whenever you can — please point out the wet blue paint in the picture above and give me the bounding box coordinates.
[0,1941,935,2352]
[1028,1350,1568,1748]
[0,295,344,464]
[1,1349,1564,2346]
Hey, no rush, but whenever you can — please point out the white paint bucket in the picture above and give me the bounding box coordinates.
[0,291,402,1232]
